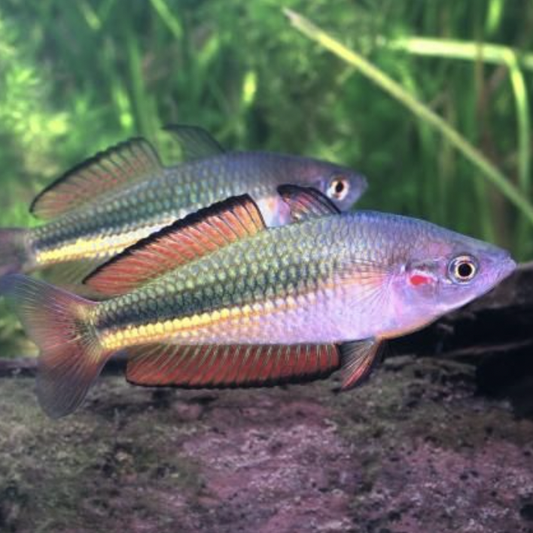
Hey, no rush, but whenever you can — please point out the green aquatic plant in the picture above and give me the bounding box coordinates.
[285,8,533,249]
[0,0,531,358]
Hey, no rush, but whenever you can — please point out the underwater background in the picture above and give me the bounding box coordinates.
[2,0,532,356]
[0,1,532,532]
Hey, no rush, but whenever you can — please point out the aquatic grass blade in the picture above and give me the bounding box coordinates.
[284,9,533,227]
[382,36,533,72]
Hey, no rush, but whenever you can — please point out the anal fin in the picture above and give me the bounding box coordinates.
[126,343,340,388]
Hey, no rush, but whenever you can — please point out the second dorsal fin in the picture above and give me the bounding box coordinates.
[164,125,226,161]
[277,185,340,222]
[83,194,266,296]
[30,138,163,220]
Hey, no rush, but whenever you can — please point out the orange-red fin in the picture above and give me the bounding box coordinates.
[30,138,163,220]
[277,185,340,222]
[126,343,340,388]
[84,194,266,297]
[338,339,384,390]
[0,274,110,418]
[164,124,226,161]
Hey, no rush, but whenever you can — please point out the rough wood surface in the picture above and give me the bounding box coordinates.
[0,353,128,378]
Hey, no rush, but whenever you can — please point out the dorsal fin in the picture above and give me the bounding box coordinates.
[30,138,163,220]
[83,194,266,296]
[164,125,226,161]
[277,185,340,222]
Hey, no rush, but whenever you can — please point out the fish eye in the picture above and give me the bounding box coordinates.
[448,255,478,284]
[327,175,350,201]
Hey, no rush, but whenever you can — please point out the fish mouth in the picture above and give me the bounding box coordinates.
[496,254,517,283]
[358,174,369,194]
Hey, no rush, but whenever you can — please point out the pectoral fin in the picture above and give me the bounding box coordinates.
[277,184,340,222]
[338,339,384,390]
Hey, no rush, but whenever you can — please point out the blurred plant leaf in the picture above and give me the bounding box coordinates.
[284,8,533,226]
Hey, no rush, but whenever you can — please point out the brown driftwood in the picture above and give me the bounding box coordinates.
[0,357,37,377]
[0,352,128,378]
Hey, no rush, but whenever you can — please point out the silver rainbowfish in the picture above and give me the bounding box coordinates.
[1,186,515,418]
[0,126,367,282]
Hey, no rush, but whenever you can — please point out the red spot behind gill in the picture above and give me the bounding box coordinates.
[409,273,432,286]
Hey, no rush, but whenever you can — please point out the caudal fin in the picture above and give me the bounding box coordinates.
[0,274,110,418]
[0,228,31,276]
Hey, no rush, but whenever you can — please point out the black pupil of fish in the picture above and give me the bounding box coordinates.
[457,262,473,278]
[334,180,345,194]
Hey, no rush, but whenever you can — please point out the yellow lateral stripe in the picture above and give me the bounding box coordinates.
[36,235,128,264]
[100,296,304,350]
[35,221,173,265]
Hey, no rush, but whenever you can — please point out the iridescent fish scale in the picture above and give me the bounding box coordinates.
[1,127,369,280]
[95,217,348,348]
[29,153,313,266]
[2,189,515,419]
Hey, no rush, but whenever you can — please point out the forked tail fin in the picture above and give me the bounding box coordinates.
[0,228,32,276]
[0,274,111,418]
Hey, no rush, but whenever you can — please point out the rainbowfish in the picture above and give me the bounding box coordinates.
[1,186,515,418]
[0,126,366,282]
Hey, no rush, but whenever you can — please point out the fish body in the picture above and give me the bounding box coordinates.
[1,187,515,418]
[92,211,515,349]
[0,127,367,281]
